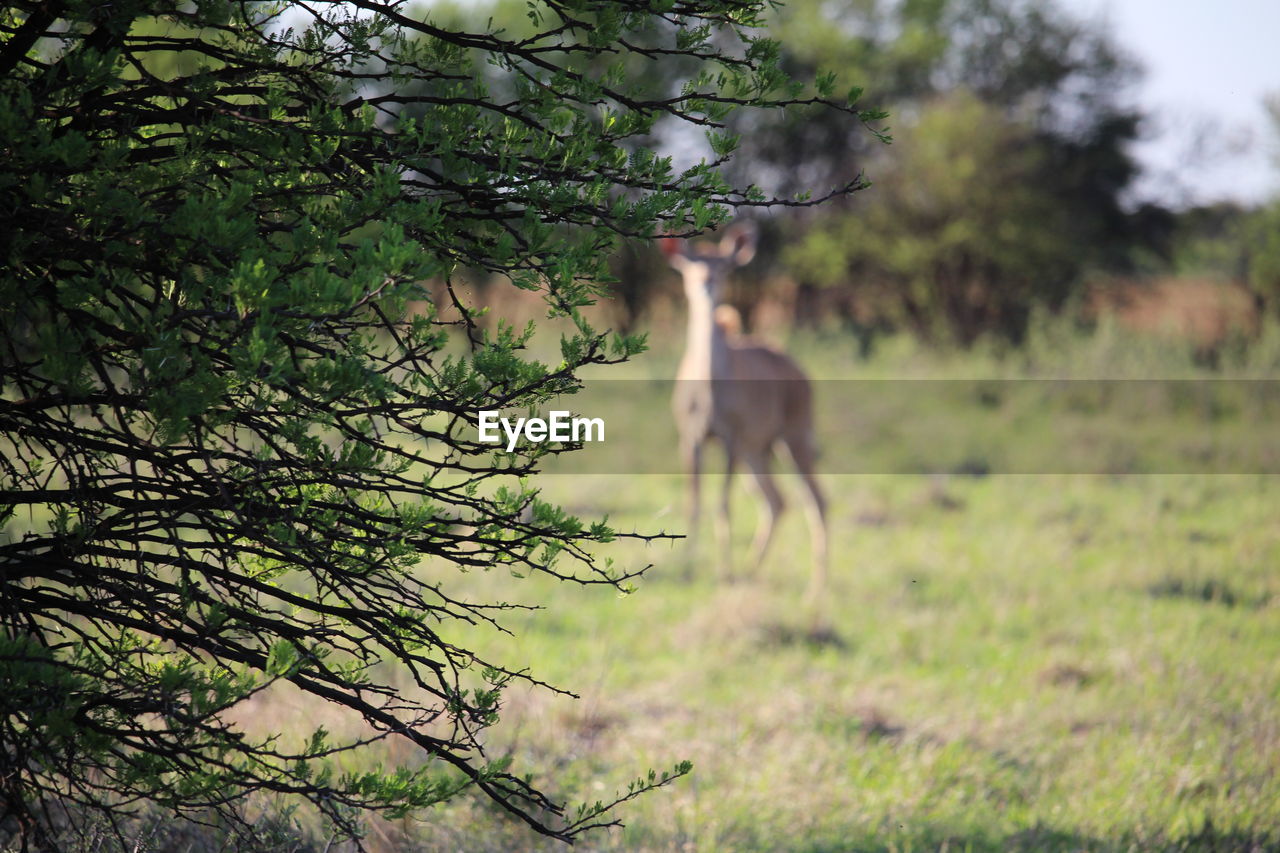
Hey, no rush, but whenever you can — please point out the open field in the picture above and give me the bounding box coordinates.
[404,475,1280,852]
[342,325,1280,852]
[18,324,1278,852]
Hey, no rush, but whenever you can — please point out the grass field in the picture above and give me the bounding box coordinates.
[21,321,1279,852]
[340,322,1280,852]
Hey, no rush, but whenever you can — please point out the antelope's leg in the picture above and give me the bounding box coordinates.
[716,446,737,580]
[785,431,829,605]
[682,437,704,567]
[744,450,785,575]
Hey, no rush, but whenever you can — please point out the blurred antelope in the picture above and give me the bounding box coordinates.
[662,226,828,600]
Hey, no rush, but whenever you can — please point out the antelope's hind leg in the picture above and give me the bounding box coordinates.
[679,436,705,579]
[743,450,785,576]
[716,447,738,581]
[784,431,829,606]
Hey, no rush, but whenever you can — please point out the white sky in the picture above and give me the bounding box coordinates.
[1076,0,1280,208]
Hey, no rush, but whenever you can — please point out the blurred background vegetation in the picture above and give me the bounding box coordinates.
[8,1,1278,849]
[320,3,1280,849]
[439,0,1280,363]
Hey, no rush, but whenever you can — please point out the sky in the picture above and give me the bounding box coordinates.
[1076,0,1280,208]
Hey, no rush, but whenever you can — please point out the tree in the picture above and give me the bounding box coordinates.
[735,0,1144,342]
[786,90,1077,342]
[1242,94,1280,311]
[1159,94,1280,315]
[739,0,1139,197]
[0,1,875,848]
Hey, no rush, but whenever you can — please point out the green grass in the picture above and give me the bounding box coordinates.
[22,320,1279,852]
[362,324,1280,851]
[401,471,1278,852]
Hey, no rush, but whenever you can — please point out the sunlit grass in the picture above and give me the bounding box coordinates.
[294,322,1280,851]
[402,468,1279,852]
[34,320,1276,852]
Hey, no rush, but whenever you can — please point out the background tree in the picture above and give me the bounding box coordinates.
[785,90,1077,343]
[0,1,876,848]
[1157,94,1280,316]
[1236,94,1280,312]
[728,0,1145,343]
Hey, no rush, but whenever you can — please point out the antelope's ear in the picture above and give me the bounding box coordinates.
[659,234,688,269]
[721,223,757,266]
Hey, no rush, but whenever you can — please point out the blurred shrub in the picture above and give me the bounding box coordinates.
[785,91,1078,344]
[735,0,1145,345]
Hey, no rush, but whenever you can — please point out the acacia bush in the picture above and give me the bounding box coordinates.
[0,0,877,848]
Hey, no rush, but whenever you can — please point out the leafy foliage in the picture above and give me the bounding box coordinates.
[755,0,1143,343]
[786,91,1076,342]
[1162,95,1280,314]
[0,1,872,847]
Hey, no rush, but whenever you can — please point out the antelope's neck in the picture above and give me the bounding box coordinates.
[683,289,730,380]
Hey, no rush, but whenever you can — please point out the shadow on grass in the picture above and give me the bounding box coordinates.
[769,819,1276,853]
[1148,576,1272,609]
[756,621,850,651]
